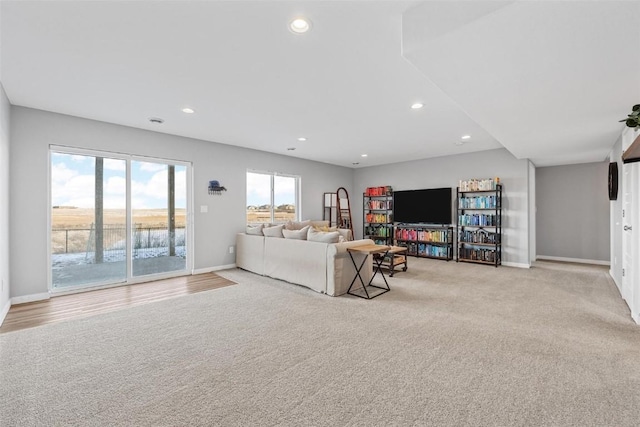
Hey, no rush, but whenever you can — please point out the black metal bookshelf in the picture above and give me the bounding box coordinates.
[456,184,502,267]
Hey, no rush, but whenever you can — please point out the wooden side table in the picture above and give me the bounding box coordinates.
[346,244,391,299]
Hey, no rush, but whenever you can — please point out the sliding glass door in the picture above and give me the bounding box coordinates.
[131,160,187,277]
[50,148,190,291]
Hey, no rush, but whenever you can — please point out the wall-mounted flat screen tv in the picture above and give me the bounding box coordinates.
[393,187,452,225]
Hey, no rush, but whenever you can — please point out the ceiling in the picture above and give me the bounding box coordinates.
[1,1,638,168]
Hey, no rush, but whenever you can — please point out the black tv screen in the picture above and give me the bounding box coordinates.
[393,188,452,225]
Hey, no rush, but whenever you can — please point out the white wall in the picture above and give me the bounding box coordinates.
[536,162,610,263]
[609,137,623,289]
[0,83,10,323]
[10,107,354,298]
[528,160,536,263]
[353,148,531,267]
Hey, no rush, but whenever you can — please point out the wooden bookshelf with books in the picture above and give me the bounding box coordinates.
[456,178,502,267]
[363,186,393,245]
[394,224,454,261]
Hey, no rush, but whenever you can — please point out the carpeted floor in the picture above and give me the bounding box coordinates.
[1,259,639,426]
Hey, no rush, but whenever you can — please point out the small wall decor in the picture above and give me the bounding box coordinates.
[208,180,227,195]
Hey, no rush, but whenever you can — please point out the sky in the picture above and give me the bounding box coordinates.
[246,172,296,207]
[51,153,186,209]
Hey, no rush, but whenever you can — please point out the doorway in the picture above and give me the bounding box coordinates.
[50,148,191,292]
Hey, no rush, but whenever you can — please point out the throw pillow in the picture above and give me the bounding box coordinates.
[310,220,330,229]
[307,227,340,243]
[313,225,338,232]
[284,220,311,230]
[246,224,264,236]
[282,225,310,240]
[263,224,284,238]
[337,228,352,241]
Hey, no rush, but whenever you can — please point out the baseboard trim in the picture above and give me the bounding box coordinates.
[502,261,530,269]
[193,264,236,275]
[536,255,610,266]
[11,292,51,305]
[0,299,11,327]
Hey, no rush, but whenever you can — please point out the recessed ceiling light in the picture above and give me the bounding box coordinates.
[352,162,360,165]
[298,137,307,142]
[287,147,296,151]
[411,103,424,109]
[461,135,471,140]
[361,154,368,157]
[182,108,195,114]
[149,117,164,124]
[290,18,311,34]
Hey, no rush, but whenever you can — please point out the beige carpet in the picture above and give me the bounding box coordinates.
[1,259,639,426]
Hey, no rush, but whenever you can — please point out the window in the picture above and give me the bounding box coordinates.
[247,171,299,224]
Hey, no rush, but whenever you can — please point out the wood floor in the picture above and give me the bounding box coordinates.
[0,272,236,334]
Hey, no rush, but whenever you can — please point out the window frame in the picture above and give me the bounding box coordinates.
[246,170,301,224]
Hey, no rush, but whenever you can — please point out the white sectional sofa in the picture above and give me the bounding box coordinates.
[236,233,374,296]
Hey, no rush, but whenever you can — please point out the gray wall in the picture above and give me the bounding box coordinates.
[10,107,354,298]
[353,148,531,266]
[0,83,10,317]
[536,161,610,262]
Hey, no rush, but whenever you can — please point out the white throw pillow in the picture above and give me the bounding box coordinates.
[282,225,310,240]
[284,220,311,230]
[246,224,264,236]
[263,224,284,238]
[307,227,340,243]
[337,228,352,241]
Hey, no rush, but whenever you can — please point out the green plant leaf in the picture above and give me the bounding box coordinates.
[633,104,640,111]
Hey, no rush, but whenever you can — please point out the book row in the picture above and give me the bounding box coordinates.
[458,195,499,209]
[397,242,451,258]
[459,247,499,262]
[365,225,392,237]
[458,229,500,244]
[459,178,499,192]
[365,186,392,196]
[395,228,451,243]
[458,214,499,227]
[365,199,392,210]
[365,213,391,223]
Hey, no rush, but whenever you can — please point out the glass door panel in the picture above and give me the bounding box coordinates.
[131,161,187,277]
[51,153,126,289]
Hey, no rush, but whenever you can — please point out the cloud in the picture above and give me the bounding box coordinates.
[70,155,88,163]
[52,174,95,208]
[104,158,126,171]
[51,162,79,184]
[131,169,187,209]
[138,162,167,172]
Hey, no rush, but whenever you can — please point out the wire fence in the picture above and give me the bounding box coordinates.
[51,224,186,259]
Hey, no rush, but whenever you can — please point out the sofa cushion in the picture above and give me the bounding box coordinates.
[263,224,284,238]
[282,225,310,240]
[284,220,311,230]
[246,224,264,236]
[308,227,340,243]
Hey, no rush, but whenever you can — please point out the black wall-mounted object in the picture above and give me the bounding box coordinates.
[393,187,452,225]
[608,162,618,201]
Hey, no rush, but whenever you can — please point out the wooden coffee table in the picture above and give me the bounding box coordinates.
[375,245,408,277]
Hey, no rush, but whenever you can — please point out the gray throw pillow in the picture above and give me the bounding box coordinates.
[246,224,264,236]
[282,225,310,240]
[263,224,284,238]
[308,227,340,243]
